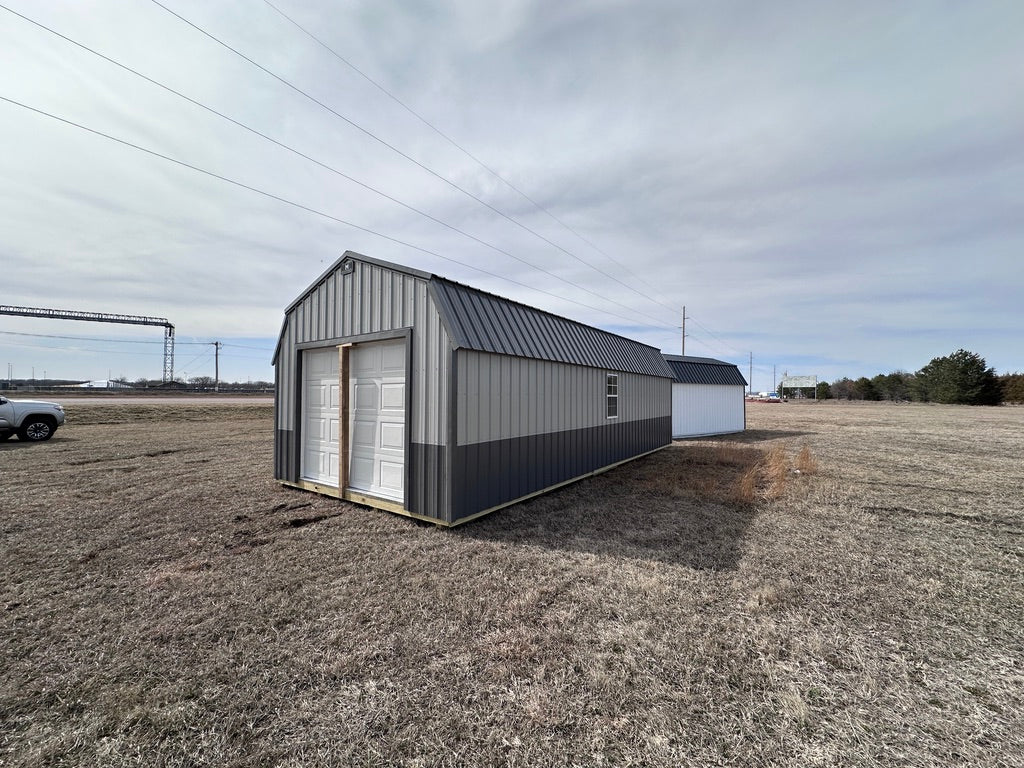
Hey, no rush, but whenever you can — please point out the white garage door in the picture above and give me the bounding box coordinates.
[349,339,406,502]
[301,347,340,486]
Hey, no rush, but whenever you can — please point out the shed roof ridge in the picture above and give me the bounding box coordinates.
[663,353,734,365]
[662,354,747,386]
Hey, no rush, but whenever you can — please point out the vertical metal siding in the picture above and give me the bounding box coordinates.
[671,383,746,437]
[449,414,672,521]
[456,351,671,446]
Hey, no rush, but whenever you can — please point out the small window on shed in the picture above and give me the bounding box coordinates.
[606,373,618,419]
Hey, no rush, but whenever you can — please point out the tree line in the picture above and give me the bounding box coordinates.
[801,349,1020,405]
[128,376,274,392]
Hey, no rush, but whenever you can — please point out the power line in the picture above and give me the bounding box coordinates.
[256,6,760,356]
[0,337,270,363]
[0,338,162,357]
[177,347,214,372]
[1,5,757,360]
[686,315,748,357]
[0,329,211,345]
[217,351,272,361]
[260,0,683,316]
[0,94,677,334]
[221,342,274,351]
[0,5,673,330]
[147,0,680,323]
[0,330,160,344]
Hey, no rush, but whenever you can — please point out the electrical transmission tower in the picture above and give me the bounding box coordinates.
[0,305,176,382]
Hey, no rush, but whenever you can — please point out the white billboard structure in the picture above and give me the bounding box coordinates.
[779,375,818,399]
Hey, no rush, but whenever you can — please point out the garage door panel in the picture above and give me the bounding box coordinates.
[380,382,404,410]
[349,339,406,503]
[350,456,374,488]
[381,342,405,370]
[380,422,404,450]
[379,461,403,493]
[307,385,325,408]
[302,447,321,471]
[354,382,378,410]
[351,351,376,373]
[301,347,340,487]
[352,419,376,449]
[307,416,327,441]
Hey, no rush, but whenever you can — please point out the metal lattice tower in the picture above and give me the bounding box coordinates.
[0,305,176,382]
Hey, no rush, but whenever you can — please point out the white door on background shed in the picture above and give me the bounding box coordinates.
[349,338,406,502]
[301,346,340,486]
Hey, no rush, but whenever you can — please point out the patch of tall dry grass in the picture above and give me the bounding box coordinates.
[632,440,821,507]
[729,442,819,503]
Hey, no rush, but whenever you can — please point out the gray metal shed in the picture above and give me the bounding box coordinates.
[273,252,674,525]
[663,354,747,438]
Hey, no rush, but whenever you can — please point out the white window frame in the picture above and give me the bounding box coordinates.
[606,372,619,419]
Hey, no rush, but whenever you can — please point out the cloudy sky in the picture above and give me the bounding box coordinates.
[2,0,1021,391]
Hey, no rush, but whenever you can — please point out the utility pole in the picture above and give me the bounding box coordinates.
[210,341,222,392]
[749,352,753,394]
[681,306,686,356]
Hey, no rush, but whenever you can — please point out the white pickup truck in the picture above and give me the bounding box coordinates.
[0,396,66,442]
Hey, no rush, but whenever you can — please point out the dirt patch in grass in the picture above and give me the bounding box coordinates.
[1,401,1021,766]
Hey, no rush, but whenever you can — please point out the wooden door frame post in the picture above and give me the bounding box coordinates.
[338,344,351,493]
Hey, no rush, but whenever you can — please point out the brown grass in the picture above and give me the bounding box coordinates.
[795,445,819,475]
[1,401,1022,766]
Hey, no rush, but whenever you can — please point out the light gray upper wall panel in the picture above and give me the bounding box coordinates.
[456,350,670,446]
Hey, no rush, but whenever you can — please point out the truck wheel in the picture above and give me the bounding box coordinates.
[19,417,56,442]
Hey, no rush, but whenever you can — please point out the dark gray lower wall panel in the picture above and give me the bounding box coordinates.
[408,442,447,523]
[450,416,671,522]
[280,419,668,524]
[275,428,298,482]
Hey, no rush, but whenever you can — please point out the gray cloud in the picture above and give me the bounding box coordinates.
[1,0,1022,387]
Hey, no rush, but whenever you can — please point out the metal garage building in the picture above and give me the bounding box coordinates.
[273,252,675,526]
[663,354,747,438]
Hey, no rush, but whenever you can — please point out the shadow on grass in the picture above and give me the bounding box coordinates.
[710,428,814,443]
[458,444,764,571]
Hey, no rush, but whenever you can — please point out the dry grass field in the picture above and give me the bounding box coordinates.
[1,401,1021,767]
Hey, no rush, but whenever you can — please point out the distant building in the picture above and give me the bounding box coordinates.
[75,379,132,389]
[663,355,747,438]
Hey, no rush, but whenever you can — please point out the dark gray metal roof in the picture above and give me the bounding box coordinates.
[663,354,747,386]
[431,278,675,378]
